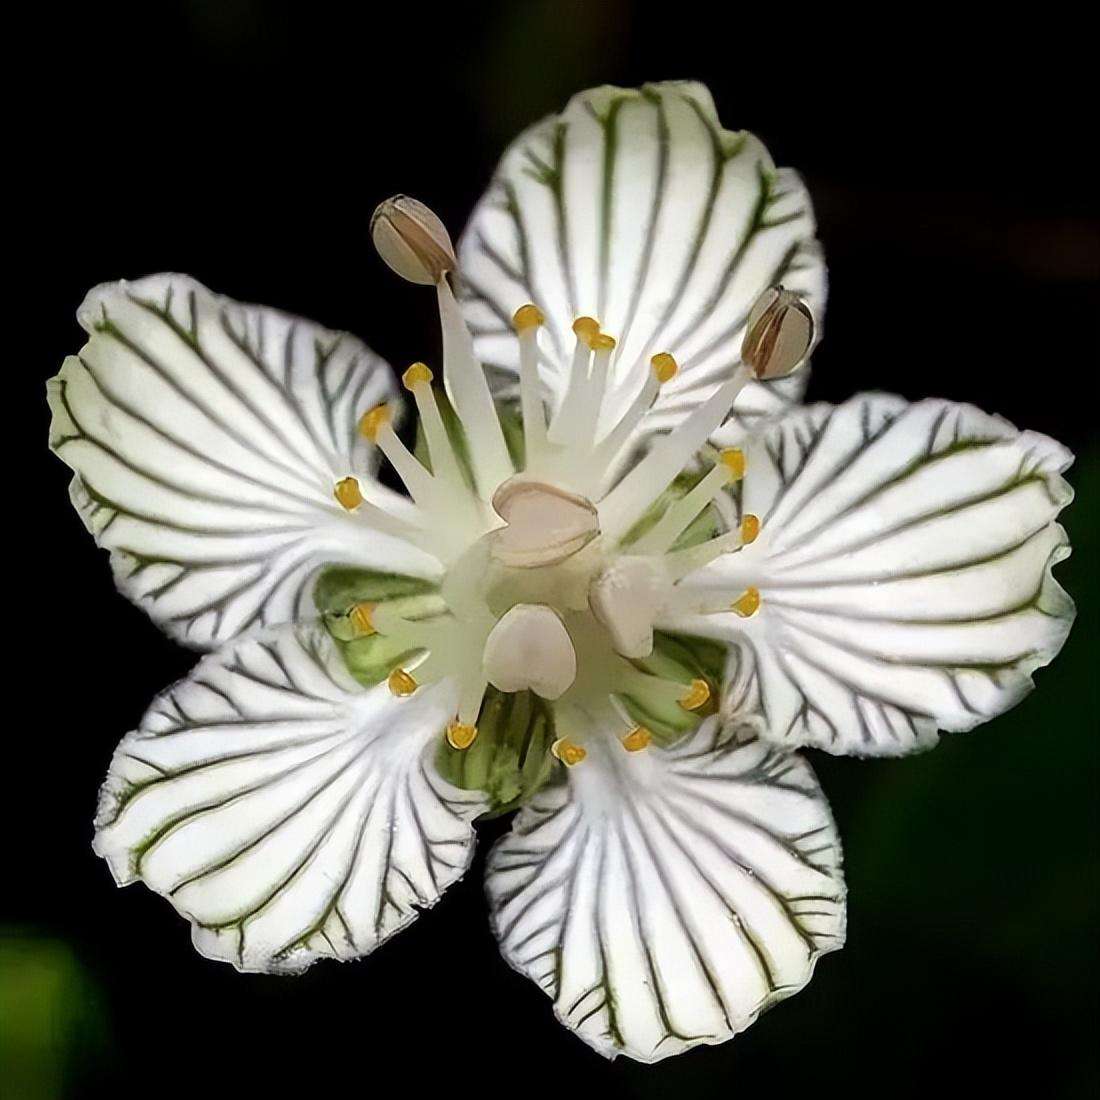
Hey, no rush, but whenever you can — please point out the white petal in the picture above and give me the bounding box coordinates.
[94,624,487,973]
[486,721,845,1062]
[458,81,823,439]
[48,274,439,650]
[666,396,1075,756]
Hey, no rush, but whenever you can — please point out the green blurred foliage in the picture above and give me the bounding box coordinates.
[0,932,111,1100]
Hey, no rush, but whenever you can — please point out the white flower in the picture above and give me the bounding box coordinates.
[47,81,1074,1063]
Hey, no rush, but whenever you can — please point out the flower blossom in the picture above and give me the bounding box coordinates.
[47,81,1074,1062]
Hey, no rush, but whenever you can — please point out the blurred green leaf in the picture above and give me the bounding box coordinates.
[0,930,111,1100]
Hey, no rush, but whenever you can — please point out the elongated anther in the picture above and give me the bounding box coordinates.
[334,476,364,510]
[370,195,456,285]
[719,448,746,480]
[741,286,814,379]
[387,668,418,696]
[446,721,478,750]
[589,332,616,351]
[358,404,392,443]
[621,726,652,752]
[349,601,376,636]
[551,737,587,766]
[402,362,434,390]
[740,514,761,544]
[678,678,711,711]
[651,353,678,383]
[732,587,761,618]
[513,303,545,331]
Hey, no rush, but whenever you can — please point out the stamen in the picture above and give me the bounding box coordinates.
[615,663,688,705]
[436,277,514,492]
[621,726,652,752]
[349,601,376,637]
[573,332,616,450]
[334,476,364,511]
[446,721,478,750]
[719,447,746,481]
[741,286,815,380]
[731,587,761,617]
[369,598,449,649]
[551,737,587,766]
[513,303,545,332]
[740,513,761,544]
[651,352,678,384]
[513,304,549,468]
[678,678,711,711]
[599,365,752,542]
[547,317,597,445]
[372,417,439,508]
[358,404,392,443]
[630,457,733,556]
[387,667,419,696]
[402,362,434,390]
[573,316,600,344]
[582,353,675,491]
[402,361,468,493]
[371,195,456,285]
[662,529,745,580]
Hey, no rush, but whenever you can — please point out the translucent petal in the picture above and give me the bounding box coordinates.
[48,274,439,649]
[665,396,1075,755]
[458,81,824,441]
[94,624,487,972]
[486,719,845,1061]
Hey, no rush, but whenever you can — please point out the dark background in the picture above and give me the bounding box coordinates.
[5,3,1098,1097]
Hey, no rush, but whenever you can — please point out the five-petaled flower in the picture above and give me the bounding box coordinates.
[47,81,1074,1063]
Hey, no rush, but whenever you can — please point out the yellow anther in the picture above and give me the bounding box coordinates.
[402,362,434,390]
[358,404,392,443]
[651,352,678,383]
[334,476,364,511]
[387,668,418,697]
[621,726,652,753]
[678,678,711,712]
[513,303,545,331]
[719,447,746,480]
[551,737,587,767]
[446,721,478,750]
[589,332,617,351]
[740,513,761,545]
[572,316,600,342]
[349,601,376,637]
[732,587,761,618]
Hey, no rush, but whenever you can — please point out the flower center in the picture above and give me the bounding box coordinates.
[332,261,789,758]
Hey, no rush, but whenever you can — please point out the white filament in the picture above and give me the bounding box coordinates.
[597,367,751,543]
[436,279,514,493]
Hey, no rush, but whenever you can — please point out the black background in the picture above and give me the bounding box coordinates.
[6,3,1098,1098]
